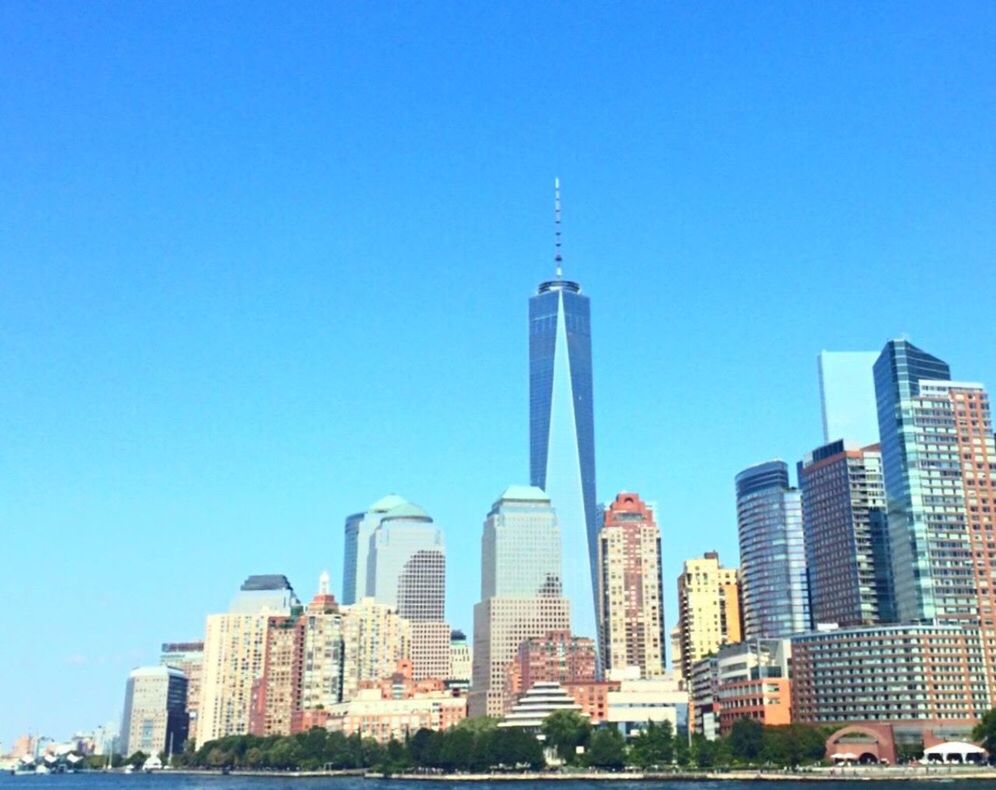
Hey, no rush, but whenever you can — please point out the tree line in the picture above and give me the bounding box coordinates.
[166,713,831,773]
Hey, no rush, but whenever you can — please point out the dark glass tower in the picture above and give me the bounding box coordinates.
[873,339,952,623]
[529,184,598,642]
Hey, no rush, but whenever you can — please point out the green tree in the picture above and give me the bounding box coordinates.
[586,728,625,770]
[728,718,764,763]
[438,727,474,771]
[972,708,996,760]
[126,751,148,768]
[673,731,691,766]
[628,720,674,768]
[491,728,543,770]
[541,710,591,765]
[691,733,718,768]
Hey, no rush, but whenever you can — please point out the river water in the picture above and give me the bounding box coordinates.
[0,774,992,790]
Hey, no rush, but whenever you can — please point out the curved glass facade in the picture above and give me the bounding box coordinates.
[735,460,810,639]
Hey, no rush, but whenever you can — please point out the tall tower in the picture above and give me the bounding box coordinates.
[798,440,893,626]
[872,339,953,624]
[529,179,598,642]
[470,486,570,718]
[597,492,665,678]
[735,461,810,639]
[675,551,742,682]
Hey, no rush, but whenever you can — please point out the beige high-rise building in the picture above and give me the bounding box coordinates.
[676,552,742,682]
[340,596,411,701]
[197,612,272,744]
[470,486,571,718]
[120,665,188,757]
[597,492,665,678]
[196,575,300,745]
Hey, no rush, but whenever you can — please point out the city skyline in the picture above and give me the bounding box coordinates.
[4,3,996,746]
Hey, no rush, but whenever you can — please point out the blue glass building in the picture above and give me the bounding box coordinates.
[529,276,598,643]
[735,460,810,639]
[873,339,953,623]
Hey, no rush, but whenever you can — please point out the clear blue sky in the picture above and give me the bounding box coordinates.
[2,2,994,747]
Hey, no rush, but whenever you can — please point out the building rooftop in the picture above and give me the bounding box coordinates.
[240,574,295,591]
[368,493,409,512]
[500,485,549,502]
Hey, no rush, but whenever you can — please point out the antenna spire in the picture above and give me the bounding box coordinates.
[554,177,563,279]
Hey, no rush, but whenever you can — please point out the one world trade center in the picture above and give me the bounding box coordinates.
[528,179,599,644]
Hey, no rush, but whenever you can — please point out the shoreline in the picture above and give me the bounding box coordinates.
[152,766,996,782]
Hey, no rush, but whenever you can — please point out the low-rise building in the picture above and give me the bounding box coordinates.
[791,624,990,726]
[325,688,466,743]
[605,668,688,738]
[690,639,792,738]
[503,630,597,713]
[499,681,584,729]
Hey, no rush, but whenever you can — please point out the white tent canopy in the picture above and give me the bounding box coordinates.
[923,741,987,763]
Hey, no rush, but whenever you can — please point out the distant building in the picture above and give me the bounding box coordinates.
[470,486,571,718]
[342,494,407,605]
[792,624,989,725]
[735,461,810,639]
[503,630,597,713]
[597,492,665,678]
[690,639,792,739]
[362,497,449,681]
[817,350,880,446]
[197,575,299,744]
[675,552,742,682]
[874,340,996,701]
[499,681,584,729]
[340,596,411,702]
[447,629,472,691]
[300,573,345,713]
[229,574,300,615]
[605,669,689,738]
[798,441,892,626]
[248,575,348,737]
[326,678,466,743]
[120,665,188,757]
[160,641,204,734]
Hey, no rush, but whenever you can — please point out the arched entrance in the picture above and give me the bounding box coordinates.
[825,724,896,766]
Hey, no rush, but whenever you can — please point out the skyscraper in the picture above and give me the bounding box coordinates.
[675,552,742,683]
[197,575,299,744]
[735,461,810,639]
[160,641,204,735]
[798,440,893,626]
[529,181,598,642]
[119,666,188,758]
[366,499,445,620]
[817,351,881,446]
[470,486,571,718]
[342,494,408,605]
[365,498,448,680]
[874,339,996,700]
[596,492,665,678]
[873,339,953,623]
[340,596,411,702]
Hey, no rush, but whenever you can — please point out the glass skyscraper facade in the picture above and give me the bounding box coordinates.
[341,494,407,605]
[471,486,571,717]
[817,350,881,446]
[735,461,810,639]
[529,277,598,642]
[872,339,952,623]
